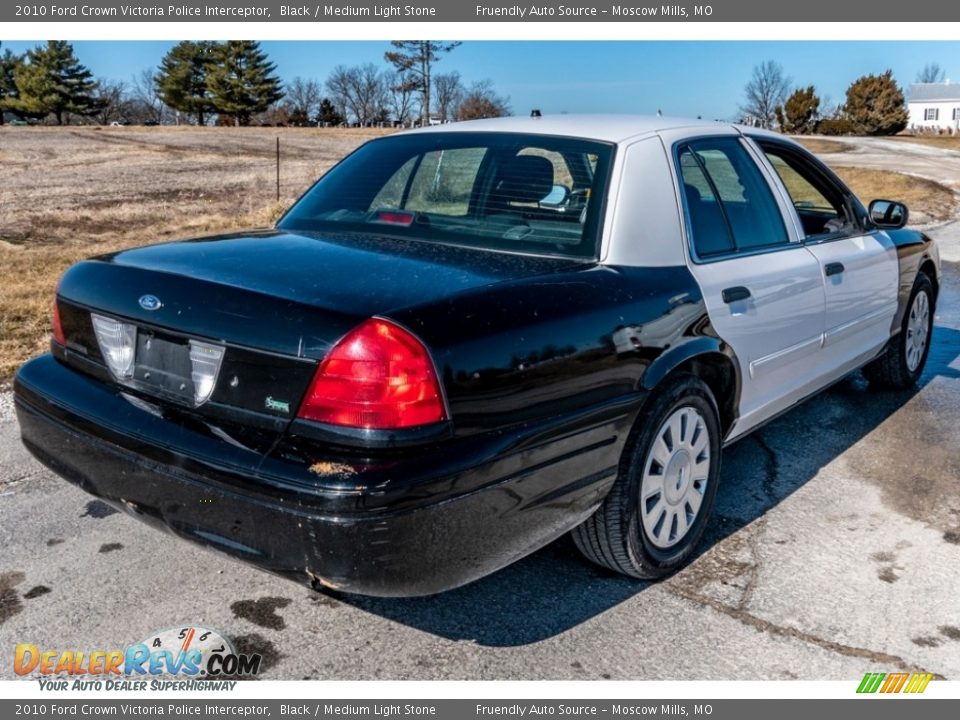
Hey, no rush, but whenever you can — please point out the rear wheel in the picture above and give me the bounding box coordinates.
[572,374,721,579]
[864,273,934,389]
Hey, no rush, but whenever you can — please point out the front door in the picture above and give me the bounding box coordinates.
[754,140,899,371]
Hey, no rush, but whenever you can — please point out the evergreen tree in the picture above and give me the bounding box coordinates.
[0,45,24,124]
[207,41,283,126]
[5,41,104,124]
[775,86,821,135]
[317,97,344,126]
[844,70,908,136]
[155,41,217,126]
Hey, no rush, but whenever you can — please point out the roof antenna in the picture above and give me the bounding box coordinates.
[657,109,663,117]
[531,109,542,118]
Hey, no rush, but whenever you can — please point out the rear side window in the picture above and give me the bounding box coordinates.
[678,138,789,258]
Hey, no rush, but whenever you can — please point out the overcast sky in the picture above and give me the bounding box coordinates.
[2,40,957,119]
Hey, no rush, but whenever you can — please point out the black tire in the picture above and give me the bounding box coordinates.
[863,273,935,389]
[571,373,722,579]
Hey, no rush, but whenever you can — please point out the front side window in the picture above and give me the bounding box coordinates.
[677,138,788,258]
[925,108,939,121]
[759,143,857,239]
[279,132,613,259]
[953,108,960,121]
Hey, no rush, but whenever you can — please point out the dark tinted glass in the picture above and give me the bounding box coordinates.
[679,138,789,256]
[678,147,735,257]
[279,132,613,259]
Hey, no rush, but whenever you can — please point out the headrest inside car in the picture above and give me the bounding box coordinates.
[494,155,555,204]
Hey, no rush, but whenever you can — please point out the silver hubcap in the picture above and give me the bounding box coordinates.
[905,290,930,372]
[640,406,711,549]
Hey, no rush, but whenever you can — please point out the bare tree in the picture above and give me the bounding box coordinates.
[386,71,417,127]
[325,64,387,126]
[916,63,946,84]
[741,60,791,129]
[285,76,321,126]
[92,79,129,125]
[456,80,510,121]
[384,41,461,125]
[433,72,463,123]
[129,68,166,124]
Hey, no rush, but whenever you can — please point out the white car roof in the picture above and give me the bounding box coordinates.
[403,114,743,144]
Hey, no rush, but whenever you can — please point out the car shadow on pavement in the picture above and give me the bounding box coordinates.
[331,323,960,647]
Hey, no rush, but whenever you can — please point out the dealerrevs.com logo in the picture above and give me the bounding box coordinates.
[14,626,261,690]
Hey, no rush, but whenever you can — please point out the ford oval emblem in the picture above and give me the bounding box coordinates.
[139,294,162,311]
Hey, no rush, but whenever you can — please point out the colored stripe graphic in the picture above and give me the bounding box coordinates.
[904,673,933,694]
[881,673,907,693]
[857,672,932,694]
[891,673,910,693]
[857,673,885,693]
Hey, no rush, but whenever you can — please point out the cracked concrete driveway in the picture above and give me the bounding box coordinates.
[1,139,959,681]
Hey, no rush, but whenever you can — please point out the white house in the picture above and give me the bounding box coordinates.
[908,83,960,132]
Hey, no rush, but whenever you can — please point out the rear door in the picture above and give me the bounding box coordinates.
[675,137,827,437]
[753,139,898,371]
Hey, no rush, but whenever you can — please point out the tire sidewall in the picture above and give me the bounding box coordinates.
[622,376,722,572]
[899,274,935,383]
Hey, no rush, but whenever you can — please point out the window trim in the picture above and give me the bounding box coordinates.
[680,145,738,256]
[672,135,799,265]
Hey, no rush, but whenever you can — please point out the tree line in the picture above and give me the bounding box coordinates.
[740,60,945,136]
[0,40,510,127]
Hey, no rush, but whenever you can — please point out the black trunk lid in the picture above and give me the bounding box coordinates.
[55,229,580,432]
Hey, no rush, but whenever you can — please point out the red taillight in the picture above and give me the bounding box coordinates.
[52,299,66,346]
[298,318,447,430]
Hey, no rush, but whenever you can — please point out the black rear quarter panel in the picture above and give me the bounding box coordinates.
[390,263,718,436]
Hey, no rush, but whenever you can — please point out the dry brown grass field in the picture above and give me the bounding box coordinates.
[0,126,391,381]
[831,166,954,222]
[794,138,852,154]
[0,126,954,383]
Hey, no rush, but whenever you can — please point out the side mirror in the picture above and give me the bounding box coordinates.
[869,199,909,229]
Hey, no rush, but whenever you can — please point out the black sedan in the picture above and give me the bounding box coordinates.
[14,116,939,595]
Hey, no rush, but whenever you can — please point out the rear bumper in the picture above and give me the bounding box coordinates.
[15,354,630,596]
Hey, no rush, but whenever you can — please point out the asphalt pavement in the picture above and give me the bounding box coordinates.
[1,139,959,681]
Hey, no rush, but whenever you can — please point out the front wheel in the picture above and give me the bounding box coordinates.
[571,374,722,579]
[864,273,934,389]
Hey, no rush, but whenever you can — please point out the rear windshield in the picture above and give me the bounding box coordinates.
[278,131,614,259]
